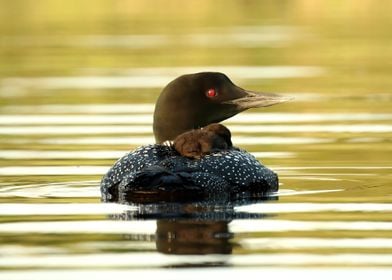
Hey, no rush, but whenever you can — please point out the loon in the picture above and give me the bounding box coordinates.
[101,72,290,203]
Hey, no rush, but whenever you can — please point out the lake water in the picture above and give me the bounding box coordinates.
[0,1,392,279]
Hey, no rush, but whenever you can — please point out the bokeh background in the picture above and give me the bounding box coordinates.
[1,0,392,95]
[0,0,392,276]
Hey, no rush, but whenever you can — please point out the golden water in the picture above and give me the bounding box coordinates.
[0,1,391,278]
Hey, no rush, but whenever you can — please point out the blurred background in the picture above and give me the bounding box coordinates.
[0,0,392,276]
[1,0,392,97]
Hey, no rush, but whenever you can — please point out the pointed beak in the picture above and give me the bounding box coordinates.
[222,89,293,110]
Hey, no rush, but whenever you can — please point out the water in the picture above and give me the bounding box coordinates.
[1,1,392,278]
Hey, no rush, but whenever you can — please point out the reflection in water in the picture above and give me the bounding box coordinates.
[156,220,232,255]
[0,192,392,270]
[111,197,272,257]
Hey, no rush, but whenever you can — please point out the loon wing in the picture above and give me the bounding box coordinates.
[100,144,278,203]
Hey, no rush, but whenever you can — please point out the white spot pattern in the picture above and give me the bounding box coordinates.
[100,144,278,202]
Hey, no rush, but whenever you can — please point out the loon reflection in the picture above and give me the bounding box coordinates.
[112,198,273,256]
[156,219,232,255]
[101,72,290,203]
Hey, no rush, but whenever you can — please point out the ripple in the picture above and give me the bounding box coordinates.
[274,166,392,170]
[0,104,155,114]
[2,202,389,216]
[0,252,391,268]
[235,203,392,213]
[1,66,323,90]
[228,124,392,133]
[0,220,391,234]
[230,220,392,232]
[0,220,156,234]
[1,124,391,136]
[0,166,107,176]
[1,268,392,280]
[1,113,391,125]
[0,181,100,198]
[2,26,302,49]
[0,184,334,199]
[0,203,134,215]
[275,189,344,196]
[240,237,392,249]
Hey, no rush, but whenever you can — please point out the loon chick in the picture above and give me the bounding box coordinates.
[173,123,232,159]
[101,72,291,203]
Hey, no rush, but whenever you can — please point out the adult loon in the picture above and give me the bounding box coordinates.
[101,72,290,203]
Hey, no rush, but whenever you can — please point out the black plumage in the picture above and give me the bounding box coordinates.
[101,144,278,202]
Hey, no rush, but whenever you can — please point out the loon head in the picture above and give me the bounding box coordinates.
[153,72,291,143]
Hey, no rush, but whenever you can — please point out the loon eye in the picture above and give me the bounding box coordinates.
[206,88,218,98]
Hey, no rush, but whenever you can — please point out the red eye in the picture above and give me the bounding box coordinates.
[206,88,218,98]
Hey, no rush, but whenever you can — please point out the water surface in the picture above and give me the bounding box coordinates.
[1,1,392,278]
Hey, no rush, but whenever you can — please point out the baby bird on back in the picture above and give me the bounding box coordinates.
[173,123,233,159]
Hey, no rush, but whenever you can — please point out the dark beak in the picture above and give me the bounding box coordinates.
[222,88,293,110]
